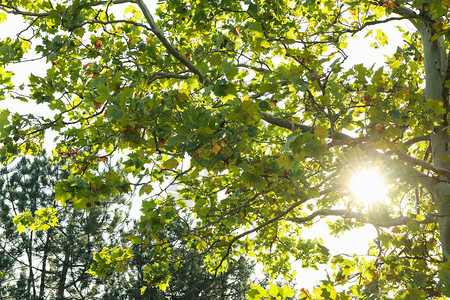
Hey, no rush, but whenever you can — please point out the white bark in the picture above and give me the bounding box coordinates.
[416,21,450,260]
[430,128,450,260]
[400,7,450,260]
[418,25,448,101]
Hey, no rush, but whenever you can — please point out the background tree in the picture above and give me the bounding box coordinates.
[104,219,255,300]
[0,154,256,300]
[1,0,450,298]
[0,153,130,299]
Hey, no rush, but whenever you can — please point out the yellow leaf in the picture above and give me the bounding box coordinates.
[242,94,251,101]
[140,286,147,295]
[269,284,280,297]
[0,12,6,24]
[284,0,295,9]
[258,38,271,48]
[282,285,295,297]
[17,223,26,234]
[186,77,199,89]
[415,214,426,222]
[158,281,169,292]
[128,36,138,45]
[211,140,221,154]
[196,240,207,251]
[177,89,190,102]
[39,224,50,231]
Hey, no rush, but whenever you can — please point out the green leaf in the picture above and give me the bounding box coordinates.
[406,221,421,232]
[198,127,215,135]
[247,22,264,38]
[282,133,298,151]
[213,79,229,97]
[426,98,446,115]
[196,240,207,251]
[139,184,153,196]
[123,234,142,244]
[0,109,10,136]
[314,125,328,139]
[354,63,367,82]
[166,134,187,147]
[371,67,385,86]
[161,157,179,170]
[246,284,269,300]
[54,183,72,205]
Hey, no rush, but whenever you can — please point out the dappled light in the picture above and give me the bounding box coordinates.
[2,0,450,298]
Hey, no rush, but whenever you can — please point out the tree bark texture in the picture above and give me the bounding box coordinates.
[417,20,450,261]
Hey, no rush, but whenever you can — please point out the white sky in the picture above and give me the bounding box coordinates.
[0,1,416,292]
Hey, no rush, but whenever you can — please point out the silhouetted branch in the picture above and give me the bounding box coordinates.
[287,209,436,228]
[261,112,354,141]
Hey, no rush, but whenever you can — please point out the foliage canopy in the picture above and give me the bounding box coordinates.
[1,0,450,298]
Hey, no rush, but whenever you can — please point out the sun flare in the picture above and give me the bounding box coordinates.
[349,168,387,205]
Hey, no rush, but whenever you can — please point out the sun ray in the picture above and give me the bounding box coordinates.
[349,168,387,205]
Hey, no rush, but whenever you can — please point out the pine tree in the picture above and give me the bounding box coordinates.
[100,218,254,300]
[0,153,129,299]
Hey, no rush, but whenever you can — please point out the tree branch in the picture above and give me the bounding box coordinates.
[79,19,152,31]
[135,0,205,83]
[261,114,441,185]
[392,6,429,30]
[404,135,430,147]
[147,72,191,84]
[91,0,135,5]
[345,84,419,94]
[287,209,436,228]
[392,145,450,179]
[348,16,407,36]
[235,63,270,73]
[327,136,371,147]
[260,112,353,141]
[210,186,337,278]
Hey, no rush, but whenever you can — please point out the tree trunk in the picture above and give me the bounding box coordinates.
[430,128,450,260]
[57,225,73,300]
[39,231,52,299]
[26,231,37,299]
[56,246,70,299]
[413,17,450,262]
[433,182,450,260]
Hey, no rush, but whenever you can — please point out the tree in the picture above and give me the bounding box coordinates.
[0,153,255,300]
[0,153,130,299]
[105,218,255,300]
[1,0,450,297]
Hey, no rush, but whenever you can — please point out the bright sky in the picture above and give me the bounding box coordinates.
[0,1,416,291]
[292,19,413,289]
